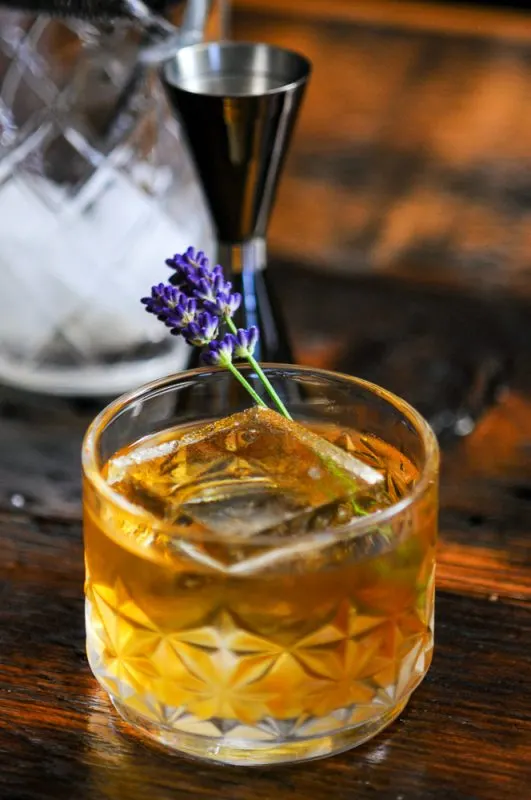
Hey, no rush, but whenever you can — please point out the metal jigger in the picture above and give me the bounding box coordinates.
[162,41,311,361]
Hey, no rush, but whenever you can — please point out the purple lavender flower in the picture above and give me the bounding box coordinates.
[166,246,209,273]
[233,326,259,358]
[164,296,197,330]
[166,246,215,290]
[194,272,228,303]
[142,284,198,330]
[141,246,292,418]
[202,333,235,366]
[141,283,182,319]
[204,288,242,318]
[178,311,219,347]
[165,247,241,321]
[167,262,197,290]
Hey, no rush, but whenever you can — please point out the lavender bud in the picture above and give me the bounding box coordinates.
[204,291,242,318]
[233,326,259,358]
[220,291,242,318]
[179,311,219,346]
[194,277,216,303]
[141,283,183,318]
[202,334,235,366]
[164,296,197,329]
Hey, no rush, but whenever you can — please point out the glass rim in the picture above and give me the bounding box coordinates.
[82,364,439,546]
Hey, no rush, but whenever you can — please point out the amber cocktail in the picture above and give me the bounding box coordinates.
[82,366,438,765]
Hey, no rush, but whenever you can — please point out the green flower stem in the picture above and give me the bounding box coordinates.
[323,456,368,517]
[225,317,292,420]
[225,361,268,409]
[246,354,293,420]
[224,316,367,516]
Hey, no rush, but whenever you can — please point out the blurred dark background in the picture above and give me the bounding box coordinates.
[226,0,531,439]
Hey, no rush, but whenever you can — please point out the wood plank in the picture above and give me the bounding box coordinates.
[233,6,531,292]
[1,583,529,800]
[1,5,531,795]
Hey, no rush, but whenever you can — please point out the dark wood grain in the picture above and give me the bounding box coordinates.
[2,2,531,798]
[2,576,530,800]
[2,497,531,800]
[234,0,531,297]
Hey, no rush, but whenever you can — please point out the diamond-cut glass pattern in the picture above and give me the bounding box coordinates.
[85,411,437,753]
[86,563,434,742]
[0,11,213,394]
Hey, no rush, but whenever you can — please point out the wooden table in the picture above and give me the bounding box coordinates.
[1,3,531,798]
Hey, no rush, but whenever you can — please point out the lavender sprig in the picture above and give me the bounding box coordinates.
[141,247,289,417]
[142,249,370,516]
[201,332,268,409]
[224,316,292,419]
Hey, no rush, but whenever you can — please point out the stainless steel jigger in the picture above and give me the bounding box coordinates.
[162,42,311,361]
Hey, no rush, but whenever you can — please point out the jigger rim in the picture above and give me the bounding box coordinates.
[162,40,312,98]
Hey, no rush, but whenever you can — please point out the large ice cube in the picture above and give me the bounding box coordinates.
[108,407,385,539]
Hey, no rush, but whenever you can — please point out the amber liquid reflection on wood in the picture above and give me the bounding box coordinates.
[84,410,436,765]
